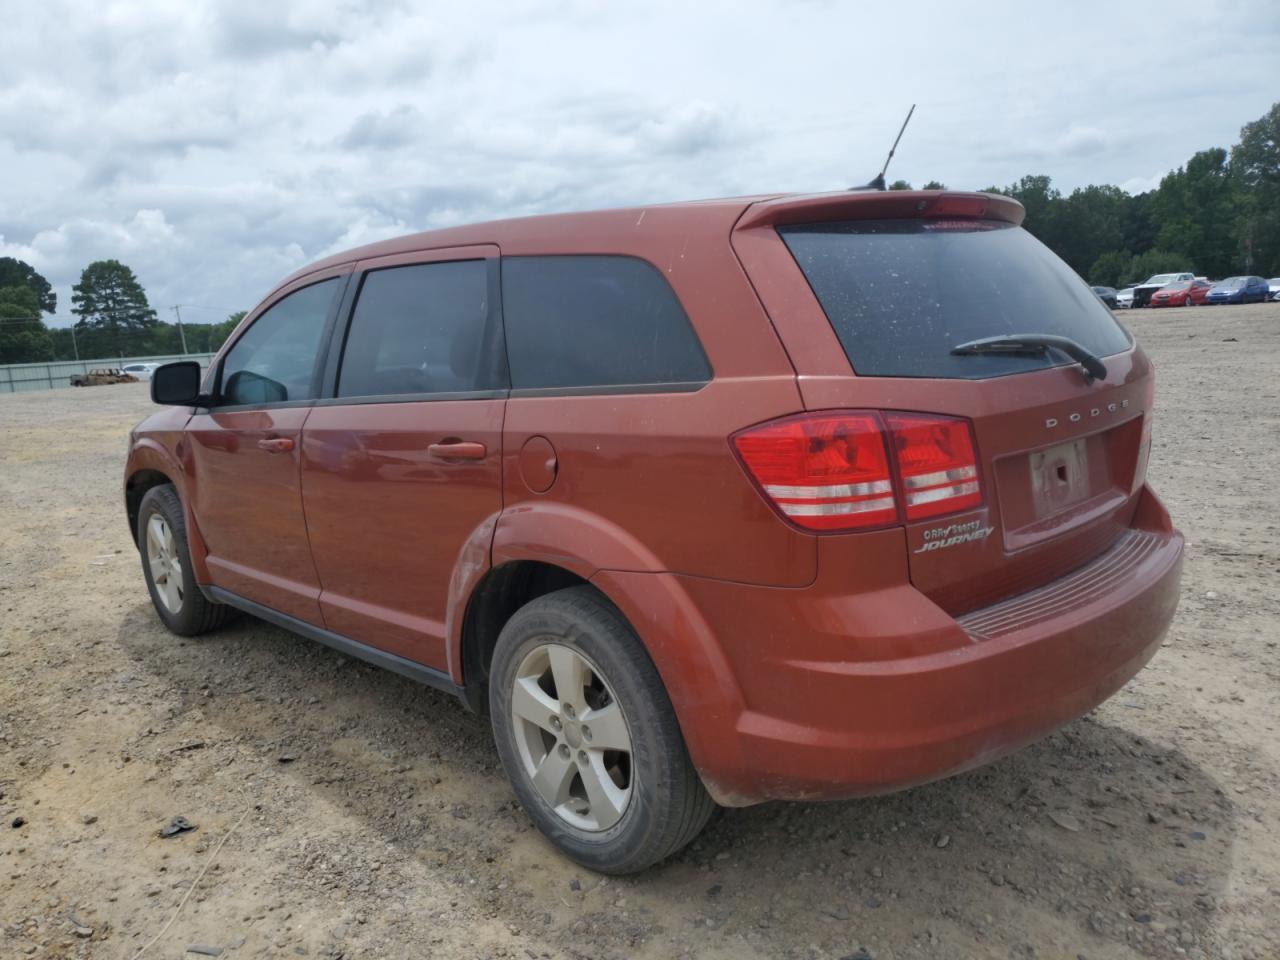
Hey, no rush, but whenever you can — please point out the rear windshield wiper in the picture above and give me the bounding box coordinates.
[950,334,1107,382]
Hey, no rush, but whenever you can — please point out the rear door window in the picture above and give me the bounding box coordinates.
[501,255,710,391]
[336,260,504,398]
[779,219,1132,379]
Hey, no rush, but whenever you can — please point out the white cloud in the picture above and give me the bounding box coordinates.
[0,0,1276,325]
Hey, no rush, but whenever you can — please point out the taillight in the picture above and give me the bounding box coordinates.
[731,412,897,531]
[884,413,982,520]
[927,194,988,218]
[733,410,983,532]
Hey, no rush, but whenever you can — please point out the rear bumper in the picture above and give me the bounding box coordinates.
[675,485,1183,804]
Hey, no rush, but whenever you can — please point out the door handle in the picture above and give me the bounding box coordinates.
[428,440,486,460]
[257,437,295,453]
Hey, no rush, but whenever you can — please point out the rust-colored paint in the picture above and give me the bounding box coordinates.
[125,190,1184,806]
[186,406,323,624]
[300,397,505,668]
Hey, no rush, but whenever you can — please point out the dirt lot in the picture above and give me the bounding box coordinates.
[2,304,1278,960]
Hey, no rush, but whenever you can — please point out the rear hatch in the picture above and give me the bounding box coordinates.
[732,192,1153,614]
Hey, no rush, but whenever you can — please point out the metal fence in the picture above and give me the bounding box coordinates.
[0,354,217,393]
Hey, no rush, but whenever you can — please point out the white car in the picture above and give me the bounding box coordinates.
[1115,285,1136,309]
[1268,278,1280,301]
[121,362,162,381]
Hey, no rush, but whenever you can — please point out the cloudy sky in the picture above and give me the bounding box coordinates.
[1,0,1276,328]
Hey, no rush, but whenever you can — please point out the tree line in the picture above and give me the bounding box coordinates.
[2,102,1276,365]
[0,257,245,364]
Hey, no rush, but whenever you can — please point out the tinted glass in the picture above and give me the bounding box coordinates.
[221,278,338,404]
[501,255,710,390]
[337,260,500,398]
[779,219,1132,379]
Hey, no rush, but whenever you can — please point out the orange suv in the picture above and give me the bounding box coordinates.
[126,190,1183,873]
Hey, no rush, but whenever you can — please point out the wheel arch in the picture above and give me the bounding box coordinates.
[453,502,752,803]
[456,559,591,712]
[124,441,213,587]
[125,468,173,545]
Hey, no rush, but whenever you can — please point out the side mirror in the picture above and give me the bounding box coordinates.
[151,361,204,406]
[223,369,287,405]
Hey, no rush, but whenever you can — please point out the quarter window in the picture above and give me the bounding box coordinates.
[220,278,339,405]
[337,260,501,398]
[501,255,710,390]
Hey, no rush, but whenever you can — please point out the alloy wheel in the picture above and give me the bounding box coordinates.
[509,642,634,831]
[146,514,184,613]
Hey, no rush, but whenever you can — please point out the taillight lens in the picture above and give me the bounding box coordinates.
[733,410,984,531]
[884,413,982,520]
[731,412,897,531]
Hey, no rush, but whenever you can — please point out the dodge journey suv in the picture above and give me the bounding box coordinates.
[125,190,1183,874]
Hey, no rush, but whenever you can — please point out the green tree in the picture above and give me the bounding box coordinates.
[70,259,159,358]
[1088,251,1134,288]
[1231,101,1280,275]
[0,257,56,314]
[1002,175,1061,244]
[1127,248,1193,281]
[1120,190,1158,258]
[1053,184,1128,276]
[922,180,947,190]
[0,285,55,363]
[1149,148,1241,277]
[888,179,913,190]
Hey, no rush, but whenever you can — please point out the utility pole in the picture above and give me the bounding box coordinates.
[170,305,189,355]
[69,322,79,361]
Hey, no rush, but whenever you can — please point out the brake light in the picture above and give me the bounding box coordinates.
[731,412,897,531]
[733,411,983,531]
[884,413,982,520]
[931,194,987,218]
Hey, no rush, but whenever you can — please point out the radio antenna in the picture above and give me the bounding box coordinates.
[852,104,917,191]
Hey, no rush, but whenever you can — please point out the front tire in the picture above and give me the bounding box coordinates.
[489,586,715,874]
[137,485,228,636]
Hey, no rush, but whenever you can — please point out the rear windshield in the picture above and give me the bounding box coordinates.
[779,219,1132,379]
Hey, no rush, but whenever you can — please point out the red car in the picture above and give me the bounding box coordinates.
[126,190,1183,873]
[1150,278,1211,307]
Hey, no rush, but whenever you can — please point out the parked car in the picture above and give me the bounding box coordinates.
[1115,285,1136,309]
[1132,272,1194,308]
[1267,277,1280,301]
[125,190,1184,873]
[1204,276,1271,304]
[70,368,138,387]
[1090,285,1118,309]
[122,362,162,381]
[1149,279,1211,307]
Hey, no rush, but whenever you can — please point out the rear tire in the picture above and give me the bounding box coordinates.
[489,586,716,874]
[137,485,228,636]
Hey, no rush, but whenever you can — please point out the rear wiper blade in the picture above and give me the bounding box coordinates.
[950,334,1107,382]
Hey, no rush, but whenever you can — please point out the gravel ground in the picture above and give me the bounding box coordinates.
[1,303,1278,960]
